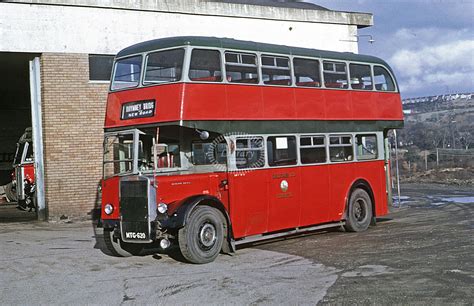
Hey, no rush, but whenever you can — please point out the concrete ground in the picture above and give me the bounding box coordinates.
[0,183,472,305]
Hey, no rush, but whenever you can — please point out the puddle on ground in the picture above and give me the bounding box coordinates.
[439,197,474,204]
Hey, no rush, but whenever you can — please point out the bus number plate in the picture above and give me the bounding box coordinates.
[121,100,155,120]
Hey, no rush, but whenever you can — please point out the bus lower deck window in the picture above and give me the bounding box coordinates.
[300,135,326,164]
[235,137,265,169]
[356,134,378,160]
[267,136,297,166]
[329,135,353,162]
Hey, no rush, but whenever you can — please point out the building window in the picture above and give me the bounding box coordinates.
[89,54,114,81]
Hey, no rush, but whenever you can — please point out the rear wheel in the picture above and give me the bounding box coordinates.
[344,188,373,232]
[103,228,144,257]
[178,206,225,264]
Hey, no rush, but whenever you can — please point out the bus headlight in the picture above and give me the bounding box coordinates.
[104,203,114,215]
[157,203,168,214]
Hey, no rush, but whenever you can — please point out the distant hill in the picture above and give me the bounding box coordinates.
[398,92,473,151]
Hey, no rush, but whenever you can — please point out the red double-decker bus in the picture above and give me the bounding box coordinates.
[100,36,403,263]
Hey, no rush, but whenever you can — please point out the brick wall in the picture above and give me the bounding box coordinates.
[40,53,108,220]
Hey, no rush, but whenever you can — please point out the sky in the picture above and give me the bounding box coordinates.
[311,0,474,99]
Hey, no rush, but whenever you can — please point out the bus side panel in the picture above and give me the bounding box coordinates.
[225,85,264,119]
[156,173,229,209]
[184,84,227,119]
[262,87,296,119]
[353,160,388,217]
[104,84,184,128]
[228,171,269,239]
[299,164,330,226]
[294,88,326,119]
[266,167,301,232]
[352,91,377,120]
[324,90,352,120]
[328,163,355,221]
[376,92,403,120]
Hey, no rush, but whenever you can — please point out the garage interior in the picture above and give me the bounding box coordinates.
[0,52,37,221]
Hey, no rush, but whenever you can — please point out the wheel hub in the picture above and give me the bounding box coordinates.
[354,199,366,221]
[199,223,217,248]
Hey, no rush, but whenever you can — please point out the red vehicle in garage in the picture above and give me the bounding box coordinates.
[10,128,36,211]
[100,36,403,263]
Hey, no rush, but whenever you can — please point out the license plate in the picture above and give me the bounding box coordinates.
[121,221,151,242]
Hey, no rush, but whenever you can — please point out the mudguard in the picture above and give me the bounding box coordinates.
[163,195,235,253]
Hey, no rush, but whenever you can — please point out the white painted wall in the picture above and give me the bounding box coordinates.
[0,2,359,54]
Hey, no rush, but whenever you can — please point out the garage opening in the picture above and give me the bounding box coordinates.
[0,52,39,222]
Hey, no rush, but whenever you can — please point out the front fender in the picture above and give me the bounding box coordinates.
[163,195,228,229]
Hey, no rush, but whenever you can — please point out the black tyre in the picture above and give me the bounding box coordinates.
[178,206,225,264]
[4,182,17,202]
[344,188,373,232]
[103,228,144,257]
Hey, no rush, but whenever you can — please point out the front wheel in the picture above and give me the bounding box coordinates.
[4,182,17,202]
[103,228,144,257]
[178,206,225,264]
[344,188,373,232]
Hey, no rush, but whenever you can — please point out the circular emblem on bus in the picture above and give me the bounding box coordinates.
[280,180,289,192]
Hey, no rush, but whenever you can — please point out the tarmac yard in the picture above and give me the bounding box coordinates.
[0,183,472,304]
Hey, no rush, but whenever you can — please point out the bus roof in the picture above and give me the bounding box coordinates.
[116,36,391,68]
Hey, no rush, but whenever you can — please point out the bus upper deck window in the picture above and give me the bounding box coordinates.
[294,58,321,87]
[111,55,142,90]
[349,64,373,90]
[143,48,184,85]
[189,49,222,82]
[261,55,291,86]
[225,52,259,84]
[373,66,396,91]
[323,61,348,89]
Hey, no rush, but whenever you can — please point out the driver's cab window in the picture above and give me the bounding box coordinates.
[24,142,34,162]
[103,133,134,176]
[139,132,180,170]
[152,143,180,169]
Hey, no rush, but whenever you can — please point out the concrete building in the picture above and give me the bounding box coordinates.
[0,0,373,220]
